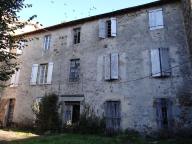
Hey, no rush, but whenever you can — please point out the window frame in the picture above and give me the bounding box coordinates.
[43,35,51,53]
[38,63,48,84]
[73,28,81,44]
[69,59,80,82]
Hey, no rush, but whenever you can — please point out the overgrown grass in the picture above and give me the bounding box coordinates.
[8,134,128,144]
[3,132,192,144]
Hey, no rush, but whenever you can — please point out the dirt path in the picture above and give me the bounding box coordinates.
[0,129,37,142]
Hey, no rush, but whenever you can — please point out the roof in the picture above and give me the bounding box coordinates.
[17,0,180,37]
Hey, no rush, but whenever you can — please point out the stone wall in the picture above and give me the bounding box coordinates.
[182,0,192,54]
[1,1,192,132]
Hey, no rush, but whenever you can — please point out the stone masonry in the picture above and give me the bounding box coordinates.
[0,0,192,133]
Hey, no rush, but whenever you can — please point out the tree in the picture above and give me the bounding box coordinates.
[0,0,36,86]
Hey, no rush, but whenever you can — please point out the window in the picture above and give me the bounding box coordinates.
[64,102,80,126]
[69,59,80,82]
[43,35,51,53]
[30,62,53,85]
[155,98,173,129]
[149,8,164,30]
[104,53,119,80]
[10,69,20,87]
[151,48,170,77]
[73,28,81,44]
[106,20,112,37]
[16,41,25,55]
[105,101,121,133]
[38,64,48,84]
[99,17,117,38]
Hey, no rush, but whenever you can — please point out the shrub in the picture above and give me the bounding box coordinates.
[63,103,106,134]
[78,104,105,134]
[34,93,61,133]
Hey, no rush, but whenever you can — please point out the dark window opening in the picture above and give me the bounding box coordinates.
[64,102,80,125]
[106,20,111,37]
[155,98,173,130]
[72,105,80,123]
[73,28,81,44]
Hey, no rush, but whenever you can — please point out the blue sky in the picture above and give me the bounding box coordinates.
[19,0,157,27]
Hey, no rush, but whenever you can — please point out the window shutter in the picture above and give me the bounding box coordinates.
[47,35,51,49]
[99,20,106,38]
[155,99,163,129]
[15,69,20,86]
[111,53,119,79]
[30,64,38,85]
[160,48,170,76]
[156,9,164,27]
[47,62,54,84]
[149,10,156,30]
[149,8,164,30]
[104,55,111,80]
[151,49,161,77]
[43,36,47,50]
[167,99,173,129]
[111,17,117,37]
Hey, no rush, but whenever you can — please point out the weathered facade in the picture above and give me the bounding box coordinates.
[0,0,192,133]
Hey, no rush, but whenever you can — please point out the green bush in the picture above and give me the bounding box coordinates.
[34,93,61,133]
[62,103,105,134]
[77,104,106,134]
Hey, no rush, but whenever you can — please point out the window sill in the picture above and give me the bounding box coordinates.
[30,83,52,86]
[149,25,164,31]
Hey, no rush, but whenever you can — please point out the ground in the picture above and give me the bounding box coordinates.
[0,129,192,144]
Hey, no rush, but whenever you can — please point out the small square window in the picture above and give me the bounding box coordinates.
[73,28,81,44]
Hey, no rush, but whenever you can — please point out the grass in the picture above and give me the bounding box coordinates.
[1,131,192,144]
[7,134,128,144]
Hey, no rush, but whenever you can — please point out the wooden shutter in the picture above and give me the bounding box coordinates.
[149,10,156,30]
[43,36,47,50]
[111,18,117,37]
[149,8,164,30]
[104,55,111,80]
[99,20,106,38]
[151,49,161,77]
[155,99,163,129]
[47,35,51,49]
[30,64,38,85]
[111,53,119,79]
[47,62,54,84]
[160,48,170,76]
[156,8,164,27]
[167,99,173,129]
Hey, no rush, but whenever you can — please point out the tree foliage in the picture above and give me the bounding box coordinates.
[34,93,61,133]
[0,0,35,85]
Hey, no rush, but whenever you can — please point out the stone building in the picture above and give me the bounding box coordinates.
[0,0,192,133]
